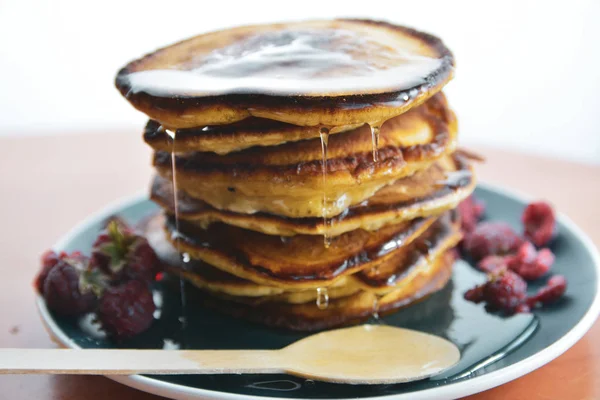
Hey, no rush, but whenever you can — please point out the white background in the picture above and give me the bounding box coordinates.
[1,0,599,164]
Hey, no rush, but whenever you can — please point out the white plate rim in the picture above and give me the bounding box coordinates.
[36,181,600,400]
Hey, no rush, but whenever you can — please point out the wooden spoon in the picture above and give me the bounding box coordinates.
[0,325,459,384]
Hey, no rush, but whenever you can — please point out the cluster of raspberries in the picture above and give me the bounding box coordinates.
[35,218,161,340]
[458,197,566,314]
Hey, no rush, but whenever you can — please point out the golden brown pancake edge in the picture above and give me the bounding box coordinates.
[177,250,455,331]
[150,153,474,236]
[116,19,454,129]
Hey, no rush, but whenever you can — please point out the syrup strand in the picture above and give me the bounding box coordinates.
[369,123,381,163]
[164,127,188,336]
[319,127,331,248]
[316,287,329,310]
[372,296,381,322]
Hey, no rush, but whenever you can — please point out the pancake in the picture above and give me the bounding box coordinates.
[145,219,365,301]
[350,211,462,295]
[151,153,474,236]
[154,209,458,289]
[161,212,459,297]
[164,211,459,299]
[175,264,363,303]
[144,118,362,155]
[153,93,457,218]
[158,214,438,290]
[116,19,454,129]
[177,250,455,331]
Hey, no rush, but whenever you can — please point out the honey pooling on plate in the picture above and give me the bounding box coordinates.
[117,19,475,331]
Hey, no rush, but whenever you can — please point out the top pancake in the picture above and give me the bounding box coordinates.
[116,19,454,129]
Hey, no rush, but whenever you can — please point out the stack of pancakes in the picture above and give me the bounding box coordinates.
[116,20,475,331]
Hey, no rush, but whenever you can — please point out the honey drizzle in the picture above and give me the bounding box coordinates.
[163,127,189,334]
[316,287,329,310]
[369,122,382,162]
[372,296,381,322]
[319,127,332,248]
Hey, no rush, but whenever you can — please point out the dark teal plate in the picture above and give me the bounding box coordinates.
[37,183,600,400]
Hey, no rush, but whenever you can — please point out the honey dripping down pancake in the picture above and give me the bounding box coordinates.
[151,92,458,220]
[149,212,460,297]
[144,213,460,331]
[115,19,466,329]
[148,211,460,291]
[151,154,475,237]
[175,252,456,331]
[143,118,364,155]
[162,215,437,290]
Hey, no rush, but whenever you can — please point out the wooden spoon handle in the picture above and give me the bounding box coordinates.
[0,348,283,375]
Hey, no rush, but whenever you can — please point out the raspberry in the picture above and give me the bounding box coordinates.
[514,240,537,263]
[457,195,485,233]
[522,201,556,247]
[90,230,125,276]
[507,242,554,280]
[464,285,485,303]
[527,275,567,308]
[42,260,97,316]
[35,251,88,293]
[484,270,528,312]
[463,222,523,261]
[35,250,60,293]
[90,221,160,284]
[41,250,60,267]
[464,270,528,313]
[124,238,159,282]
[478,256,507,274]
[97,280,156,339]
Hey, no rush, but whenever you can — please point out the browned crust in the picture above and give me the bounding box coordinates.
[170,212,460,294]
[115,19,454,128]
[353,211,461,288]
[159,211,459,292]
[182,251,454,331]
[150,154,474,236]
[166,215,436,288]
[154,134,450,180]
[143,118,360,155]
[151,93,455,182]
